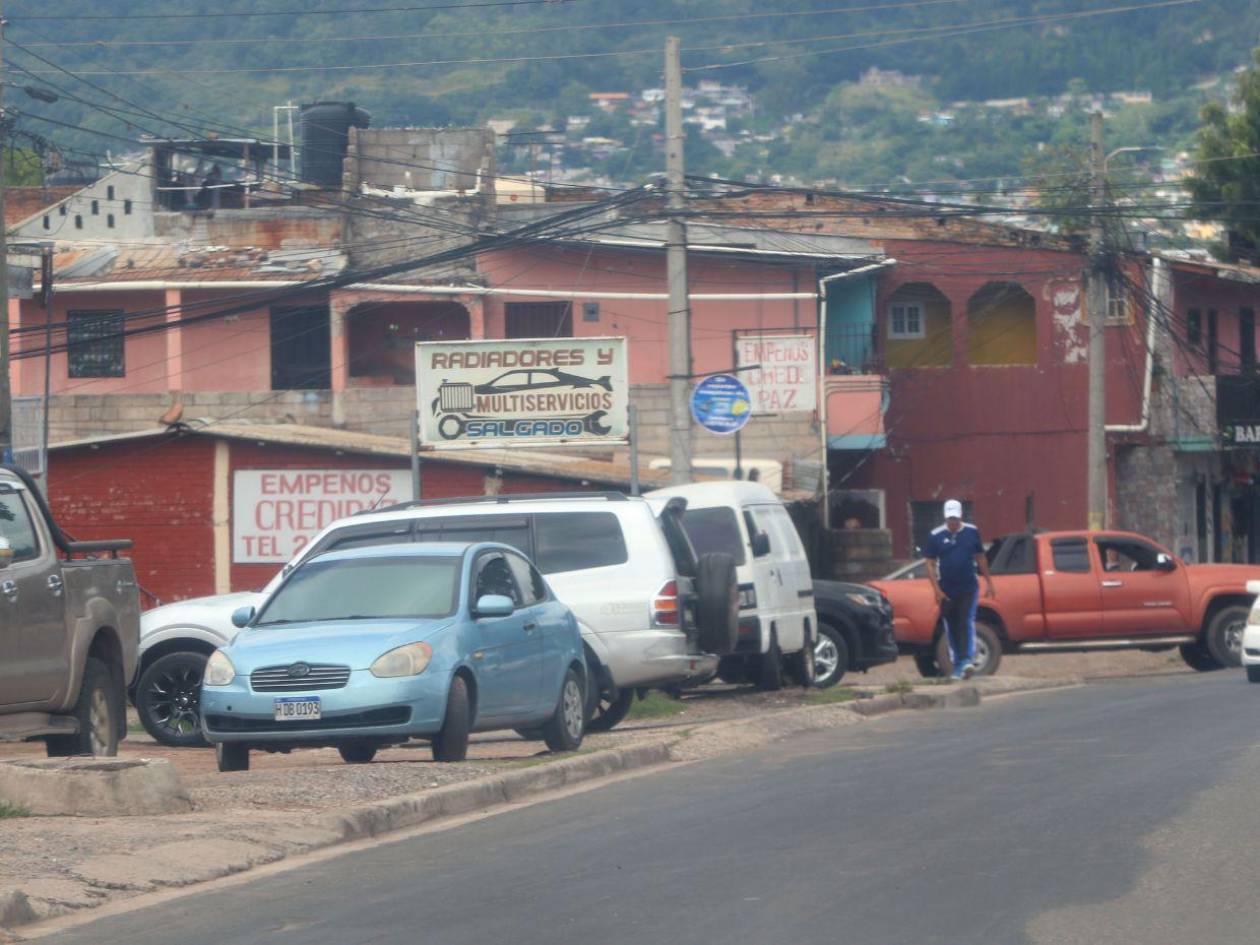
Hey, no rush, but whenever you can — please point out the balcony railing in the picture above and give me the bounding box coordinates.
[826,324,881,375]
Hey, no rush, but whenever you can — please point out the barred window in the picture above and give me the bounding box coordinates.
[68,310,125,378]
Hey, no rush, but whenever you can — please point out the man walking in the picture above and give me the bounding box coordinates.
[925,499,996,680]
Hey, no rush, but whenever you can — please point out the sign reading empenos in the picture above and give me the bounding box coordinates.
[416,337,628,449]
[233,469,411,563]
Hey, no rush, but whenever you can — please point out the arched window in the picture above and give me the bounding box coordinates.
[967,282,1036,366]
[884,282,951,368]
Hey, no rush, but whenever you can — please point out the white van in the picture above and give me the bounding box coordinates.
[648,481,816,689]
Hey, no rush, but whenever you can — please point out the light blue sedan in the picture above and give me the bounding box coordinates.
[201,542,587,771]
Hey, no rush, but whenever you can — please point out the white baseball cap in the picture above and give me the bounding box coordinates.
[943,499,963,520]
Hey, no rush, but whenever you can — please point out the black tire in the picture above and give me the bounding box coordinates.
[216,742,249,772]
[755,630,783,691]
[46,656,123,757]
[338,743,378,764]
[1179,641,1222,672]
[1206,605,1248,668]
[914,651,943,679]
[716,656,750,685]
[587,688,634,733]
[542,668,586,753]
[136,651,209,748]
[813,624,850,689]
[935,619,1002,677]
[1247,665,1260,684]
[695,552,739,655]
[432,675,472,762]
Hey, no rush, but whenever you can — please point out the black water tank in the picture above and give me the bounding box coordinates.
[299,102,371,188]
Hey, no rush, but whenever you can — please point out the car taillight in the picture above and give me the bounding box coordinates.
[653,580,680,626]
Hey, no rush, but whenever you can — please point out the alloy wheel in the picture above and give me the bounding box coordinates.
[563,679,584,740]
[146,662,204,738]
[814,636,840,684]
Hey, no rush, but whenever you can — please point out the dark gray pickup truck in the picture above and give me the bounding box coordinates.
[0,465,140,756]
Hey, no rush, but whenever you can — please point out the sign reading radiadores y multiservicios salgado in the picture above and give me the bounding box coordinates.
[416,337,629,449]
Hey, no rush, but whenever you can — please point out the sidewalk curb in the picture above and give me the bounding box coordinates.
[1,677,1078,933]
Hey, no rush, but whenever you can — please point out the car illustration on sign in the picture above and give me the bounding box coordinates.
[416,337,629,447]
[475,369,613,395]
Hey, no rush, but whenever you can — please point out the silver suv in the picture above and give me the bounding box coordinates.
[137,491,739,743]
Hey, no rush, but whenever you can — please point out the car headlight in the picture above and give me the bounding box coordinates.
[370,642,434,678]
[846,592,878,608]
[204,650,236,687]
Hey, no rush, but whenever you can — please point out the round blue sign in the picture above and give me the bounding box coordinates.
[690,374,753,435]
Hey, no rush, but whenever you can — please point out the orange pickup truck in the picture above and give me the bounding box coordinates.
[868,530,1260,678]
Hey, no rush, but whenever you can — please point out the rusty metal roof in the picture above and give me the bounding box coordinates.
[52,243,346,284]
[47,421,673,490]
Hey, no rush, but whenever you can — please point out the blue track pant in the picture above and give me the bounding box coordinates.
[941,588,978,668]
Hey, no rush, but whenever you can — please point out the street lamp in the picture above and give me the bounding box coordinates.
[1104,145,1165,173]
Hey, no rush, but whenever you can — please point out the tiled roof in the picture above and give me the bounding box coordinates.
[5,187,79,229]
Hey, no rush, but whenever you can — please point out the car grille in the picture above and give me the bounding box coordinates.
[250,663,351,692]
[204,706,411,733]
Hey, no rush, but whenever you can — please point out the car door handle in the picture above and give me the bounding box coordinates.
[523,621,537,632]
[1101,580,1125,588]
[1,581,17,603]
[47,575,64,596]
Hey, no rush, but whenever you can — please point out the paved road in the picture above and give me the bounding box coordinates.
[39,672,1260,945]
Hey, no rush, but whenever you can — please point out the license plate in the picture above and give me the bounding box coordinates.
[273,697,321,721]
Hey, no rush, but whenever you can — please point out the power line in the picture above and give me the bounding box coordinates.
[685,0,1202,71]
[14,0,585,21]
[15,0,976,48]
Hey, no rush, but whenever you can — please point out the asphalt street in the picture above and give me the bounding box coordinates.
[36,671,1260,945]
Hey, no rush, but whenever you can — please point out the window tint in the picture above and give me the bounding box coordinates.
[505,553,547,604]
[316,523,413,556]
[1051,538,1091,573]
[415,516,531,557]
[680,507,747,566]
[474,554,522,606]
[992,536,1035,575]
[533,512,628,574]
[0,491,40,562]
[257,556,460,624]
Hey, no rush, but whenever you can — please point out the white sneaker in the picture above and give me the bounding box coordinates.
[961,662,976,681]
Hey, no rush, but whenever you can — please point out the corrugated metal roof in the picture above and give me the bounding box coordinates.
[1156,252,1260,285]
[53,243,346,284]
[48,421,672,490]
[570,220,879,260]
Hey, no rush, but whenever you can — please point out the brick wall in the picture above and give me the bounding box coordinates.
[46,436,217,606]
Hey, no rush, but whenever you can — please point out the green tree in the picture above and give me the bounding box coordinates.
[1022,144,1093,234]
[1188,47,1260,260]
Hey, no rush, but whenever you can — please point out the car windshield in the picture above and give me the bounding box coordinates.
[255,555,461,625]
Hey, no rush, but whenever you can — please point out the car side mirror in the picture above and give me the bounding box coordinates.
[1155,553,1176,572]
[475,594,515,618]
[231,606,256,629]
[750,532,771,558]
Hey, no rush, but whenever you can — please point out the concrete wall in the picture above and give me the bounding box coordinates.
[44,383,820,486]
[153,206,342,248]
[13,164,153,243]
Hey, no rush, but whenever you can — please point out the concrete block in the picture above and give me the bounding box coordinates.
[0,758,192,817]
[0,890,36,929]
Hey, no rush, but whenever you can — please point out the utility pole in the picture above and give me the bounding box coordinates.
[664,36,693,485]
[1086,109,1108,531]
[0,8,11,464]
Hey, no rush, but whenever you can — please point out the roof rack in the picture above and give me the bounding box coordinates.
[360,491,630,516]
